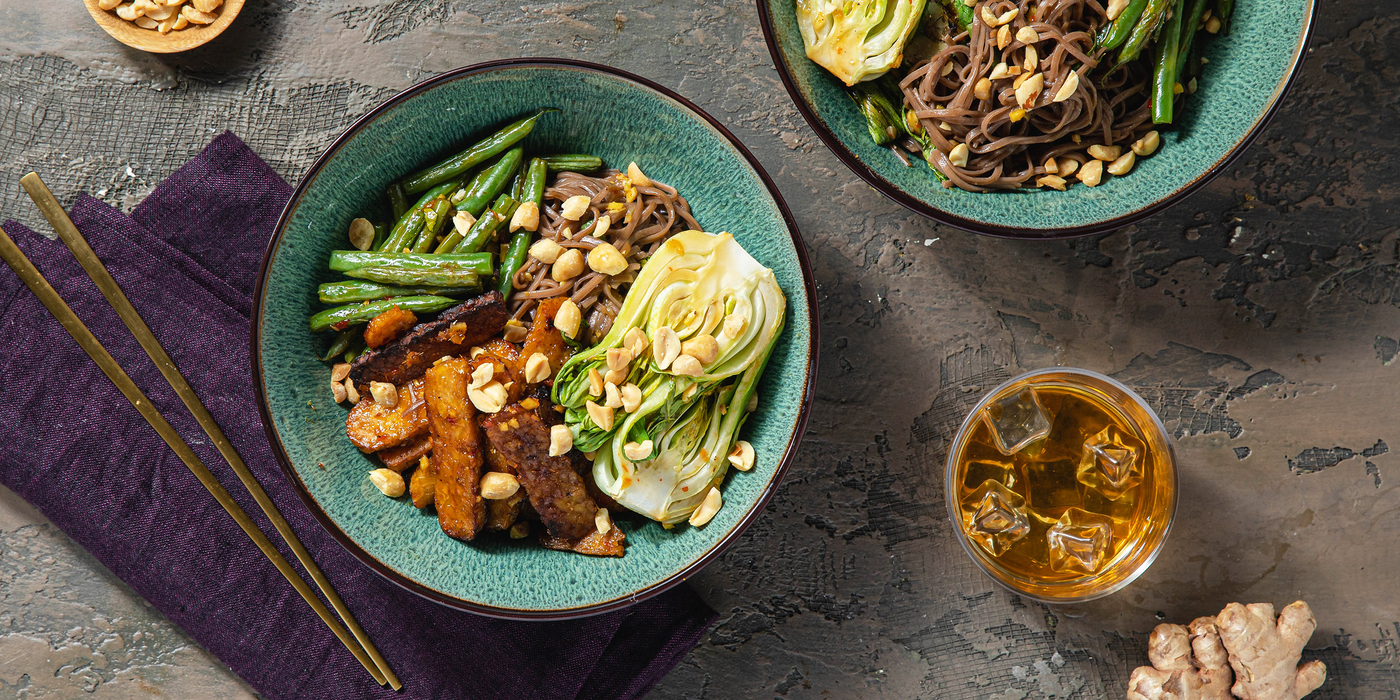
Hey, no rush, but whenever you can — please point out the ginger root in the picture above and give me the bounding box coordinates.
[1127,618,1232,700]
[1128,601,1325,700]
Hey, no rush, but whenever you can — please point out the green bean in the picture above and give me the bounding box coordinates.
[497,232,532,298]
[539,154,604,173]
[1152,0,1185,124]
[387,183,409,220]
[343,266,482,289]
[1113,0,1172,69]
[1215,0,1231,34]
[456,146,524,217]
[523,157,548,206]
[329,250,494,275]
[320,326,359,361]
[413,197,454,254]
[318,280,468,304]
[344,336,367,363]
[433,230,465,255]
[371,222,388,251]
[1175,0,1210,77]
[309,296,457,333]
[1095,0,1149,50]
[494,159,547,299]
[455,195,518,255]
[401,109,553,193]
[508,162,526,201]
[379,178,462,252]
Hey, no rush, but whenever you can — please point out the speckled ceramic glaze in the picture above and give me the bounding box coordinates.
[759,0,1315,238]
[252,60,817,619]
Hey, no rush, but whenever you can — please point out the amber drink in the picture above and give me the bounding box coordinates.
[945,368,1176,602]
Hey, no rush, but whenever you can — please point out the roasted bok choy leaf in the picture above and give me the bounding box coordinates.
[796,0,928,86]
[553,230,786,524]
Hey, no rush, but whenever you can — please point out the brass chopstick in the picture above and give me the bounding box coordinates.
[18,173,400,690]
[0,223,388,686]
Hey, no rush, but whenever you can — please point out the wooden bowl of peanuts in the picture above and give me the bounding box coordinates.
[84,0,244,53]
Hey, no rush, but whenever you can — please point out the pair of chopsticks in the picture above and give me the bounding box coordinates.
[3,173,401,690]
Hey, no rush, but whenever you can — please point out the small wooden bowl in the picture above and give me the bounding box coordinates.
[83,0,244,53]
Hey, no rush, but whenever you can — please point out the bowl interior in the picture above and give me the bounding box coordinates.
[761,0,1313,236]
[84,0,244,54]
[256,62,814,617]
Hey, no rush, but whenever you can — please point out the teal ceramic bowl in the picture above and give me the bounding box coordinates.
[251,59,817,619]
[758,0,1316,238]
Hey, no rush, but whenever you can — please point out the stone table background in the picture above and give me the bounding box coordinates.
[2,0,1397,697]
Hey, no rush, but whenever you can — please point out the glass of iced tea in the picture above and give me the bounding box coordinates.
[945,368,1177,602]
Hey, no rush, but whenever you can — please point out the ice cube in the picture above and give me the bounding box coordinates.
[982,387,1051,455]
[1082,485,1137,525]
[962,458,1018,492]
[963,480,1030,556]
[1047,507,1116,574]
[1075,425,1145,500]
[1023,456,1083,516]
[1004,509,1058,568]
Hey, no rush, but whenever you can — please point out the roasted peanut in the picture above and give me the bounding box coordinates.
[680,334,719,365]
[586,400,615,431]
[671,355,703,377]
[480,472,520,500]
[623,440,654,462]
[510,202,539,233]
[561,195,590,221]
[626,162,652,187]
[370,382,398,409]
[621,383,642,413]
[369,468,405,498]
[529,238,562,264]
[549,424,573,457]
[468,381,508,413]
[728,440,755,471]
[524,352,551,383]
[652,326,681,370]
[688,487,723,527]
[551,248,585,282]
[587,241,627,275]
[554,298,581,339]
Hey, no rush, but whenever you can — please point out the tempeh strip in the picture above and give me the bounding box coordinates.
[482,402,598,541]
[425,357,486,540]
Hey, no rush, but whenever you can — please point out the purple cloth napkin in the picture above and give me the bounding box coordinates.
[0,132,714,700]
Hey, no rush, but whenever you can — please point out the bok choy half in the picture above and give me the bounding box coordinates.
[552,230,787,525]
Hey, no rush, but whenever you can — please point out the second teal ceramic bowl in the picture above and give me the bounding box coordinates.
[252,59,817,619]
[758,0,1316,238]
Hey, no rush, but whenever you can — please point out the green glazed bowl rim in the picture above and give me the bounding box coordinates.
[249,58,820,619]
[756,0,1318,239]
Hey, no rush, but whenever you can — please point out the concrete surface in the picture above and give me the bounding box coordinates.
[2,0,1398,698]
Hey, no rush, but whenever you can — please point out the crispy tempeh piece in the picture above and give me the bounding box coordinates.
[364,306,418,349]
[540,527,626,557]
[521,297,572,380]
[409,456,437,509]
[481,339,525,387]
[350,292,507,385]
[345,377,426,451]
[425,357,485,540]
[483,440,525,531]
[482,400,598,541]
[377,433,431,472]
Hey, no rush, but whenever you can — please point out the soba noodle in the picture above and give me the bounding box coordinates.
[903,0,1153,191]
[508,170,700,342]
